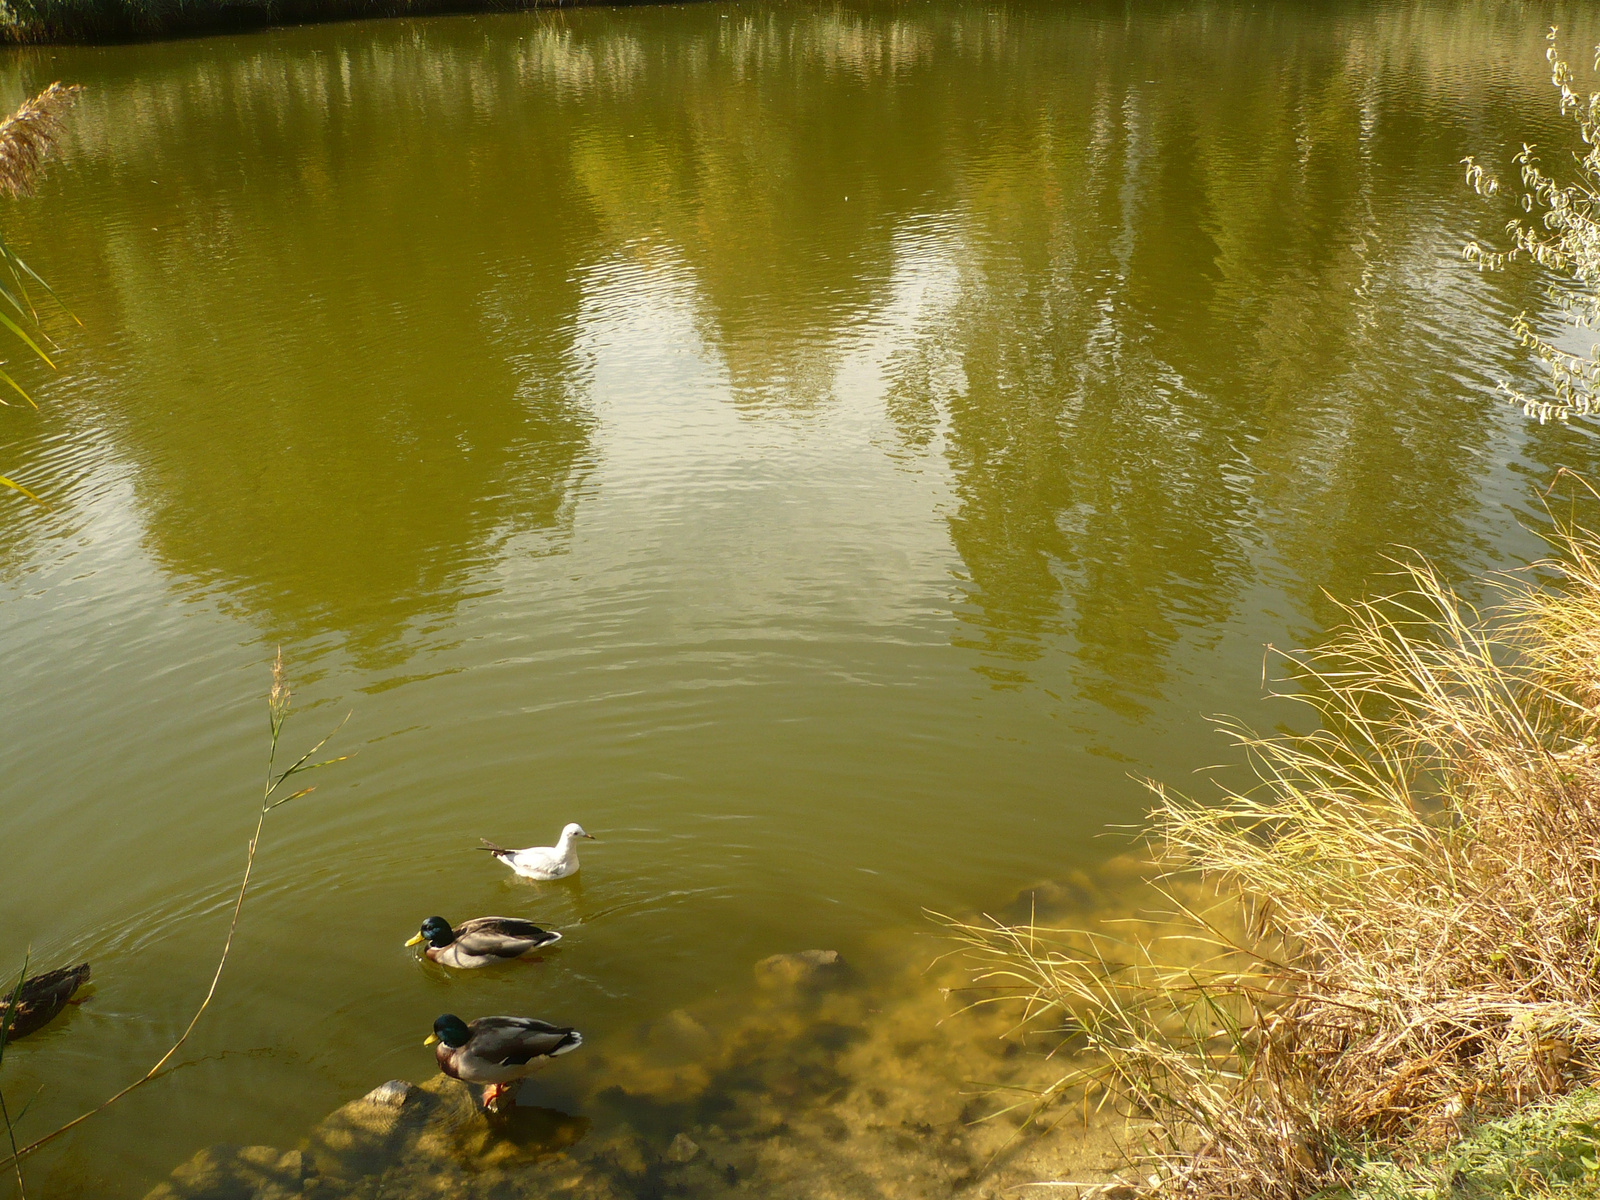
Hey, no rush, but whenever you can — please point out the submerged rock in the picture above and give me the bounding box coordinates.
[307,1077,442,1182]
[142,1144,306,1200]
[753,949,850,993]
[665,1132,700,1164]
[594,1128,650,1178]
[142,1073,584,1200]
[999,874,1100,924]
[147,903,1156,1200]
[364,1080,414,1109]
[648,1008,715,1057]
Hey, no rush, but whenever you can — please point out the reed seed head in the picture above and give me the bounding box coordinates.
[269,646,289,719]
[0,82,79,200]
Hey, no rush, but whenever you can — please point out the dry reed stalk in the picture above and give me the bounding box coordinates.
[0,83,77,199]
[951,499,1600,1198]
[0,650,348,1176]
[0,77,79,435]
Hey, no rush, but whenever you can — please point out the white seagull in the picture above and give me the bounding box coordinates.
[480,822,596,881]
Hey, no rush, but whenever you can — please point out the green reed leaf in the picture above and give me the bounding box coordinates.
[0,474,43,504]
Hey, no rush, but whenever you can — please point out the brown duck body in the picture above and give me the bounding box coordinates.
[424,918,561,969]
[434,1016,583,1086]
[5,963,90,1040]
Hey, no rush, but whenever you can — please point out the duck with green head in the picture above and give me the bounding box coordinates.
[425,1013,583,1109]
[405,915,561,968]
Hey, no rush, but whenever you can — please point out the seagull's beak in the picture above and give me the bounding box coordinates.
[423,1033,439,1046]
[405,933,425,948]
[583,833,597,840]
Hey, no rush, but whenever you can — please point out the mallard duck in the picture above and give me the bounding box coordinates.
[425,1013,583,1108]
[479,822,596,881]
[4,963,90,1040]
[405,916,561,968]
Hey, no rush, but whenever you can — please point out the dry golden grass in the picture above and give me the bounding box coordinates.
[0,83,78,199]
[952,487,1600,1198]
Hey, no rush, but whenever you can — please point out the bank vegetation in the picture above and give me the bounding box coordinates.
[957,511,1600,1196]
[0,0,574,44]
[955,30,1600,1200]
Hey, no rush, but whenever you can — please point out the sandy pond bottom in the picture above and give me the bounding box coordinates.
[139,869,1151,1200]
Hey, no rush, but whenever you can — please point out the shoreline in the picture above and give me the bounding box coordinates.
[0,0,677,47]
[136,865,1160,1200]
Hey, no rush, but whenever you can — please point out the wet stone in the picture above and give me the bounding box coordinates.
[308,1074,480,1185]
[665,1132,700,1163]
[142,1144,306,1200]
[365,1080,414,1109]
[146,868,1161,1200]
[649,1008,715,1057]
[753,949,850,993]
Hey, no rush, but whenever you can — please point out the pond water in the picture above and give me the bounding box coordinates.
[3,0,1600,1194]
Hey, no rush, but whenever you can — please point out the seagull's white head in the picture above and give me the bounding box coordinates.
[562,822,597,842]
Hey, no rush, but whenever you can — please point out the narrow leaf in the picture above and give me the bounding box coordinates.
[0,955,30,1071]
[0,365,36,409]
[0,307,55,369]
[0,474,43,505]
[265,785,316,812]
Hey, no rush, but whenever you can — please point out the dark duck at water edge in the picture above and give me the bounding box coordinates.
[405,915,562,969]
[4,963,90,1039]
[425,1013,583,1110]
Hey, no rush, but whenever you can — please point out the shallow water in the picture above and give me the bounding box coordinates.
[2,0,1600,1194]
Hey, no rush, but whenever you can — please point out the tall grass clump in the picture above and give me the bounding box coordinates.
[953,505,1600,1198]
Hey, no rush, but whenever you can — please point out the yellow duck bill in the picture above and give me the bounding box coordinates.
[405,933,425,947]
[423,1033,439,1046]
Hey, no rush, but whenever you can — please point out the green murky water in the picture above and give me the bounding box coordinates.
[3,0,1600,1194]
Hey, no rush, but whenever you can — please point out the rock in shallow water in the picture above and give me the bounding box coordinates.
[142,1144,306,1200]
[648,1008,715,1057]
[363,1080,415,1109]
[144,932,1143,1200]
[144,1076,507,1200]
[310,1074,488,1186]
[753,949,850,993]
[308,1078,426,1181]
[665,1132,700,1163]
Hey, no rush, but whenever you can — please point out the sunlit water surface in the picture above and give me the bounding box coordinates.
[3,0,1600,1193]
